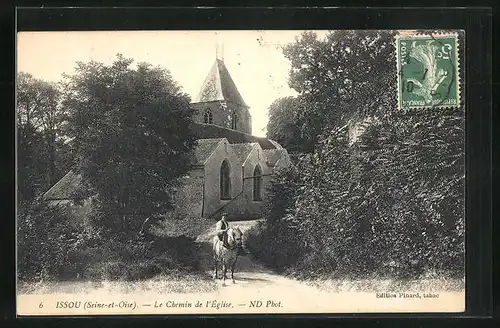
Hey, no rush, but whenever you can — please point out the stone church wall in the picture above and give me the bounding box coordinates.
[192,101,231,130]
[274,151,292,171]
[202,139,242,220]
[221,145,271,220]
[191,101,251,134]
[237,107,252,135]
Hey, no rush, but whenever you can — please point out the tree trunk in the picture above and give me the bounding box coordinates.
[47,133,56,186]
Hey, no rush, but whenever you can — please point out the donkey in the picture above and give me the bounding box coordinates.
[212,226,243,286]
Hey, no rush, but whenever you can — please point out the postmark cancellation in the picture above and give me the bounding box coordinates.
[396,32,461,110]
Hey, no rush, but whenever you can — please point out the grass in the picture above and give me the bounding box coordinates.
[303,275,465,293]
[18,272,217,295]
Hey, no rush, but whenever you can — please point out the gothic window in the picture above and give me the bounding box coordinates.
[203,109,213,124]
[220,160,231,200]
[231,112,237,130]
[253,164,262,201]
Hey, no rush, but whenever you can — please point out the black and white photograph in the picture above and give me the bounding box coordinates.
[16,29,465,315]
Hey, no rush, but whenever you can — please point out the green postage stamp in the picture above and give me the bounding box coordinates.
[396,32,460,109]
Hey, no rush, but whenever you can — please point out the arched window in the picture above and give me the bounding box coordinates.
[253,164,262,201]
[203,109,213,124]
[231,112,237,130]
[220,160,231,200]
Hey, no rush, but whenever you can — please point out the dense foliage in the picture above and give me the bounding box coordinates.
[61,54,197,238]
[267,31,396,152]
[250,30,465,279]
[266,97,303,152]
[17,200,203,282]
[250,109,464,279]
[17,201,95,281]
[17,55,201,281]
[17,73,70,204]
[245,156,308,270]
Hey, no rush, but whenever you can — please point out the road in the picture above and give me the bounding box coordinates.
[195,219,329,300]
[17,220,464,315]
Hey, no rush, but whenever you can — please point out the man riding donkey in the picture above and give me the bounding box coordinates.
[215,213,246,255]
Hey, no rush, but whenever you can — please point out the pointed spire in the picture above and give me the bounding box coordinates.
[194,58,247,107]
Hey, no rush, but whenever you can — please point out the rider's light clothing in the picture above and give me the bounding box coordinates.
[216,218,229,247]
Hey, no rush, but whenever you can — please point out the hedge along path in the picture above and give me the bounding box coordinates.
[18,219,464,314]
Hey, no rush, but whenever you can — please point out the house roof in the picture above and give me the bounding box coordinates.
[193,138,224,165]
[231,143,256,164]
[42,132,286,200]
[43,169,84,200]
[263,149,287,167]
[268,139,283,149]
[193,59,248,107]
[190,122,278,150]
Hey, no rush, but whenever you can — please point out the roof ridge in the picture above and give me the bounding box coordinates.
[43,169,75,198]
[197,137,225,141]
[194,59,247,106]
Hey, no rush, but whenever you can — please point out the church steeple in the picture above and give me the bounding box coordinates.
[191,56,252,135]
[194,59,248,108]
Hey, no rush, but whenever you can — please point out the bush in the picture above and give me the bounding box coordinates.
[150,211,214,239]
[244,155,310,272]
[17,200,100,281]
[245,221,303,273]
[248,109,465,280]
[18,200,204,282]
[82,234,202,281]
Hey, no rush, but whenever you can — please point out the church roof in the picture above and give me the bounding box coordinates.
[263,149,287,167]
[231,143,257,164]
[193,138,224,165]
[194,59,248,107]
[190,122,278,150]
[43,169,84,200]
[268,139,284,149]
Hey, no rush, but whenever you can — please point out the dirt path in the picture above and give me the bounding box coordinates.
[188,220,364,311]
[17,220,465,315]
[18,219,339,314]
[195,219,316,290]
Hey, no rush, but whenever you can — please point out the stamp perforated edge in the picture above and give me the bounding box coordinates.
[395,31,462,111]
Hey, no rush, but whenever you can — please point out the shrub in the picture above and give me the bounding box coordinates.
[244,155,310,272]
[17,200,99,281]
[248,109,465,280]
[245,220,303,273]
[150,211,214,239]
[82,234,202,281]
[18,200,204,282]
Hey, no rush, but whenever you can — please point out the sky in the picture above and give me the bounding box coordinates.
[17,30,328,137]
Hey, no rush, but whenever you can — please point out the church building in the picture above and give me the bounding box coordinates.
[43,57,290,223]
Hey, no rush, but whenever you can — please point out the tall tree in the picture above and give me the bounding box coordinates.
[278,30,396,151]
[62,54,197,237]
[17,123,46,203]
[266,96,303,152]
[17,72,65,203]
[257,30,465,278]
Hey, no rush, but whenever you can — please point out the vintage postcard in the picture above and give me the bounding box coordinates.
[16,29,465,315]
